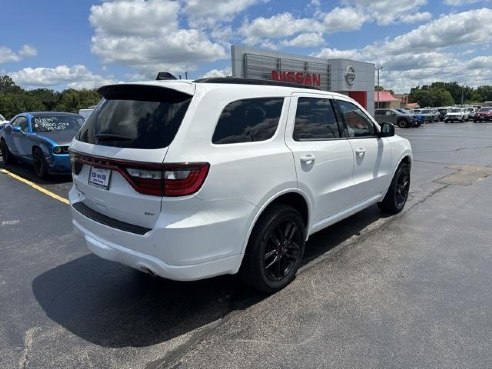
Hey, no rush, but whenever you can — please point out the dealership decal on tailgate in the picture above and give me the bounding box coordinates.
[89,167,111,190]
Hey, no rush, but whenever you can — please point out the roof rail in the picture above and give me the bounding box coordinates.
[193,77,321,90]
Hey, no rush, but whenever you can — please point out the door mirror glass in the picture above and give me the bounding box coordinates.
[379,122,395,137]
[12,126,22,133]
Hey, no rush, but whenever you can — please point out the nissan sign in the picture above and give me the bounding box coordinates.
[271,70,321,86]
[345,65,356,85]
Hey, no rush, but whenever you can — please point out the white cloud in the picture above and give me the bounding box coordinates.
[466,56,492,70]
[89,0,227,75]
[399,12,433,23]
[10,65,115,90]
[18,45,37,58]
[341,0,428,25]
[282,33,325,48]
[184,0,262,26]
[443,0,481,5]
[365,8,492,55]
[0,44,37,64]
[240,13,319,44]
[310,8,492,92]
[314,47,362,60]
[201,67,232,78]
[322,7,366,31]
[90,0,179,36]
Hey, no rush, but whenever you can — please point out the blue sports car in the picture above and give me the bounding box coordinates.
[0,112,84,178]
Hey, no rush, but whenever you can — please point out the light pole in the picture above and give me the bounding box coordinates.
[375,65,383,109]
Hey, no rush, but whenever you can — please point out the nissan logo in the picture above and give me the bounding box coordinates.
[345,65,356,85]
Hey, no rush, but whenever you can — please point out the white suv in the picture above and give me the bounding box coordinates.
[69,78,412,292]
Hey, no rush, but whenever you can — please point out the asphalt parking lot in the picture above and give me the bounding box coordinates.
[1,121,491,369]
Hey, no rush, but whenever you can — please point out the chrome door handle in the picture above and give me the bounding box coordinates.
[300,155,315,164]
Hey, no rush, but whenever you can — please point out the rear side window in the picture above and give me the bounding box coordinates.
[212,98,284,144]
[293,97,340,140]
[76,85,192,149]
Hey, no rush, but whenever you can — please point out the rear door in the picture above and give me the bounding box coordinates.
[284,93,355,227]
[70,83,194,229]
[334,99,392,204]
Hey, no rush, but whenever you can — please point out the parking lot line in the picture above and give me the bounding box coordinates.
[0,169,69,205]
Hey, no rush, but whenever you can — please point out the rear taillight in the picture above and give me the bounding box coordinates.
[163,165,210,196]
[70,152,209,197]
[70,152,83,175]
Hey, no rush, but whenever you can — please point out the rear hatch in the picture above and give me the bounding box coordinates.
[70,82,195,229]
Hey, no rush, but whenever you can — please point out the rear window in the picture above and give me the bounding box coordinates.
[212,98,284,144]
[76,85,192,149]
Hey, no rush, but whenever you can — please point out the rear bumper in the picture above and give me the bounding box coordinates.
[74,218,243,281]
[69,187,253,281]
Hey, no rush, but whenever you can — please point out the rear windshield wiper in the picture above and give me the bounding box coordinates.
[95,133,133,141]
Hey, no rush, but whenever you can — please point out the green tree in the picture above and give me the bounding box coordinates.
[0,75,21,93]
[409,85,455,107]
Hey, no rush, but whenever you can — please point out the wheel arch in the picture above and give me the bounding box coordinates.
[399,154,412,170]
[239,189,311,257]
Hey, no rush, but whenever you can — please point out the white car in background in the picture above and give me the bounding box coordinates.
[78,106,96,120]
[444,108,467,122]
[69,77,412,293]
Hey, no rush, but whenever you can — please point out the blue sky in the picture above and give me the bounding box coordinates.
[1,0,491,92]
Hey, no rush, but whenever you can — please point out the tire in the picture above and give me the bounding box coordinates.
[33,147,49,179]
[1,139,15,164]
[397,120,407,128]
[378,162,410,214]
[240,204,306,293]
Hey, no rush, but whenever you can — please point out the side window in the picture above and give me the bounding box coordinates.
[337,100,376,138]
[212,98,283,144]
[12,117,28,131]
[293,97,340,140]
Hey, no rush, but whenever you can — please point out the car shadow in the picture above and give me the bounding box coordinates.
[32,205,391,348]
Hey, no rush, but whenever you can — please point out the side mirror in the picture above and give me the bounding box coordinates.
[379,122,395,138]
[12,126,22,133]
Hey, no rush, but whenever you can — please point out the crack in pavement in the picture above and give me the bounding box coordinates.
[18,327,43,369]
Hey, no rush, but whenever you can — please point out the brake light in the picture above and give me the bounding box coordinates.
[163,165,209,196]
[124,164,209,196]
[71,152,209,197]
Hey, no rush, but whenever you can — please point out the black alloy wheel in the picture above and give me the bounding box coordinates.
[397,120,407,128]
[33,147,48,179]
[378,162,410,214]
[241,204,306,293]
[262,218,303,282]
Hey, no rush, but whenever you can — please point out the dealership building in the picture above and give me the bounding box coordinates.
[231,45,376,115]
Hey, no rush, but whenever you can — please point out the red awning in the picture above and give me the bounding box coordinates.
[374,91,398,102]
